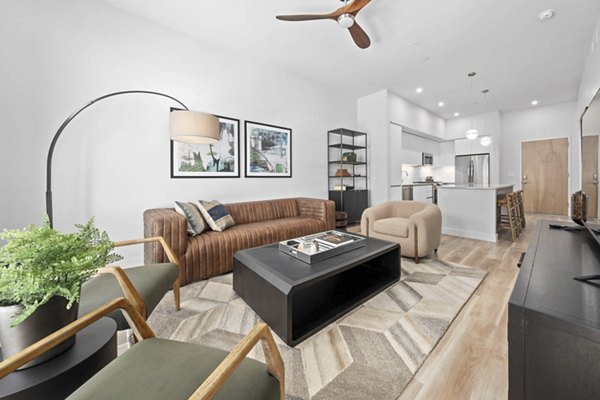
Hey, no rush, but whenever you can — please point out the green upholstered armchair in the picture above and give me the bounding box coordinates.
[79,236,181,330]
[0,297,285,400]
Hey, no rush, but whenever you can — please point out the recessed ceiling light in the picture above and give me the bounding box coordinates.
[416,87,423,93]
[438,101,444,107]
[454,112,460,117]
[531,100,539,106]
[538,9,555,21]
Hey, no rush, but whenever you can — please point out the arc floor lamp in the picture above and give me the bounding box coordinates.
[46,90,220,228]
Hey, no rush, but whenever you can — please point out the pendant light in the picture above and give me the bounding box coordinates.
[480,89,491,146]
[466,72,478,140]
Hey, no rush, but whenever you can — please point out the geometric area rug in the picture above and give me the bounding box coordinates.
[146,258,487,399]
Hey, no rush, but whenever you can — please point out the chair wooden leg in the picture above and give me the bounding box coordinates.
[414,256,420,264]
[173,278,181,311]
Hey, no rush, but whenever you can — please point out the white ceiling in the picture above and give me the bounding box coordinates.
[98,0,600,119]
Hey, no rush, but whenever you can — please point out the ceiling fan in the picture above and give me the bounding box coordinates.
[276,0,372,49]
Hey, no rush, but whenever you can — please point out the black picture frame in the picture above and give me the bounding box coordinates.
[244,120,292,178]
[170,114,241,178]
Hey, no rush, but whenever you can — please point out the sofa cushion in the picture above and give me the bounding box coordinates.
[67,338,279,400]
[174,201,207,236]
[373,217,411,238]
[198,200,235,232]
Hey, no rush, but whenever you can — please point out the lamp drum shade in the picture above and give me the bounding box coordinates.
[170,110,220,144]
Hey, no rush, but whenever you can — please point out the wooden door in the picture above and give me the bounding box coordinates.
[582,135,599,218]
[521,138,569,215]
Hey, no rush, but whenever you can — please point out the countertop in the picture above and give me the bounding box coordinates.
[437,184,514,190]
[390,182,454,188]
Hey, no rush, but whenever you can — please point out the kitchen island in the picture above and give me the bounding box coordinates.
[437,184,514,242]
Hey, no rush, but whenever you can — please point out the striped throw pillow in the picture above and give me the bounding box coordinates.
[197,200,235,232]
[174,201,207,236]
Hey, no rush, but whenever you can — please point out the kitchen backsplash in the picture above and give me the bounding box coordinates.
[402,164,455,183]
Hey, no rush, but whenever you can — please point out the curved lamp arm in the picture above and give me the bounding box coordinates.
[45,90,189,228]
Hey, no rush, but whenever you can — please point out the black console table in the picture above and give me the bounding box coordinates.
[0,317,117,400]
[509,220,600,399]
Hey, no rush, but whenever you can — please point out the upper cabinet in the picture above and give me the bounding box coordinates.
[454,138,490,155]
[401,132,440,165]
[438,141,455,167]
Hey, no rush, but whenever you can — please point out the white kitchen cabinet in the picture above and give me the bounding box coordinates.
[399,148,422,166]
[438,141,455,167]
[455,138,489,156]
[413,185,433,203]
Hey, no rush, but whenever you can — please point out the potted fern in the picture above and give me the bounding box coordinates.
[0,217,121,368]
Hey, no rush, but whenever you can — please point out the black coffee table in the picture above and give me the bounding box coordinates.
[233,235,400,346]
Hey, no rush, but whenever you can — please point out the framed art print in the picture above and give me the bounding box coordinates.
[171,115,240,178]
[245,121,292,177]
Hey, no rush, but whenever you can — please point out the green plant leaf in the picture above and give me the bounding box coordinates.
[0,217,122,326]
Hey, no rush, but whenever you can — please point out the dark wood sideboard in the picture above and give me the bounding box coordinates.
[508,220,600,399]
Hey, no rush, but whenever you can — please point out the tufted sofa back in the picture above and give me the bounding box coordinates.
[226,199,299,225]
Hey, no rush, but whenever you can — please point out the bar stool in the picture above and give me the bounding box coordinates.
[516,190,526,228]
[496,195,508,224]
[497,192,522,241]
[507,193,522,241]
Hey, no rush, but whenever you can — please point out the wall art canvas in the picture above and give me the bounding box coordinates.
[171,116,240,178]
[245,121,292,177]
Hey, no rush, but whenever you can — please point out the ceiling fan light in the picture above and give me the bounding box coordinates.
[480,136,492,146]
[466,129,479,140]
[337,13,355,29]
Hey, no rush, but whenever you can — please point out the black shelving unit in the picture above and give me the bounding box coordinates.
[327,128,368,223]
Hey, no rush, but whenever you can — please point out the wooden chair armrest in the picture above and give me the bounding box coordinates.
[97,266,147,318]
[0,297,154,379]
[114,236,181,272]
[190,323,285,400]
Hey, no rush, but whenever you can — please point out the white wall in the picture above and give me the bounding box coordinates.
[501,101,579,195]
[357,90,389,206]
[387,91,446,139]
[0,1,355,261]
[358,89,447,206]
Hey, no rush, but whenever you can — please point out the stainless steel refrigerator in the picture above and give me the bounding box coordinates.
[455,154,490,185]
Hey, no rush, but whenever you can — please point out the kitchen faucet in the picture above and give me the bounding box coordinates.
[401,169,409,183]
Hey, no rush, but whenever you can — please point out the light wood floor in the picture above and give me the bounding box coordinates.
[352,213,570,400]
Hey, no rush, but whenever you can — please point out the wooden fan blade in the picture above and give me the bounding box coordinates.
[276,14,335,22]
[348,22,371,49]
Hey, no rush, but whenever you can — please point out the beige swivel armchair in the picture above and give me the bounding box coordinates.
[361,201,442,263]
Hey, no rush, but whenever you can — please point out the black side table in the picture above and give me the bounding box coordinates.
[0,317,117,400]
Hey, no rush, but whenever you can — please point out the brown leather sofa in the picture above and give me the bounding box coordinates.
[144,198,335,284]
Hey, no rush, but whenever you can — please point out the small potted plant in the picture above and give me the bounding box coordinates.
[0,217,121,368]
